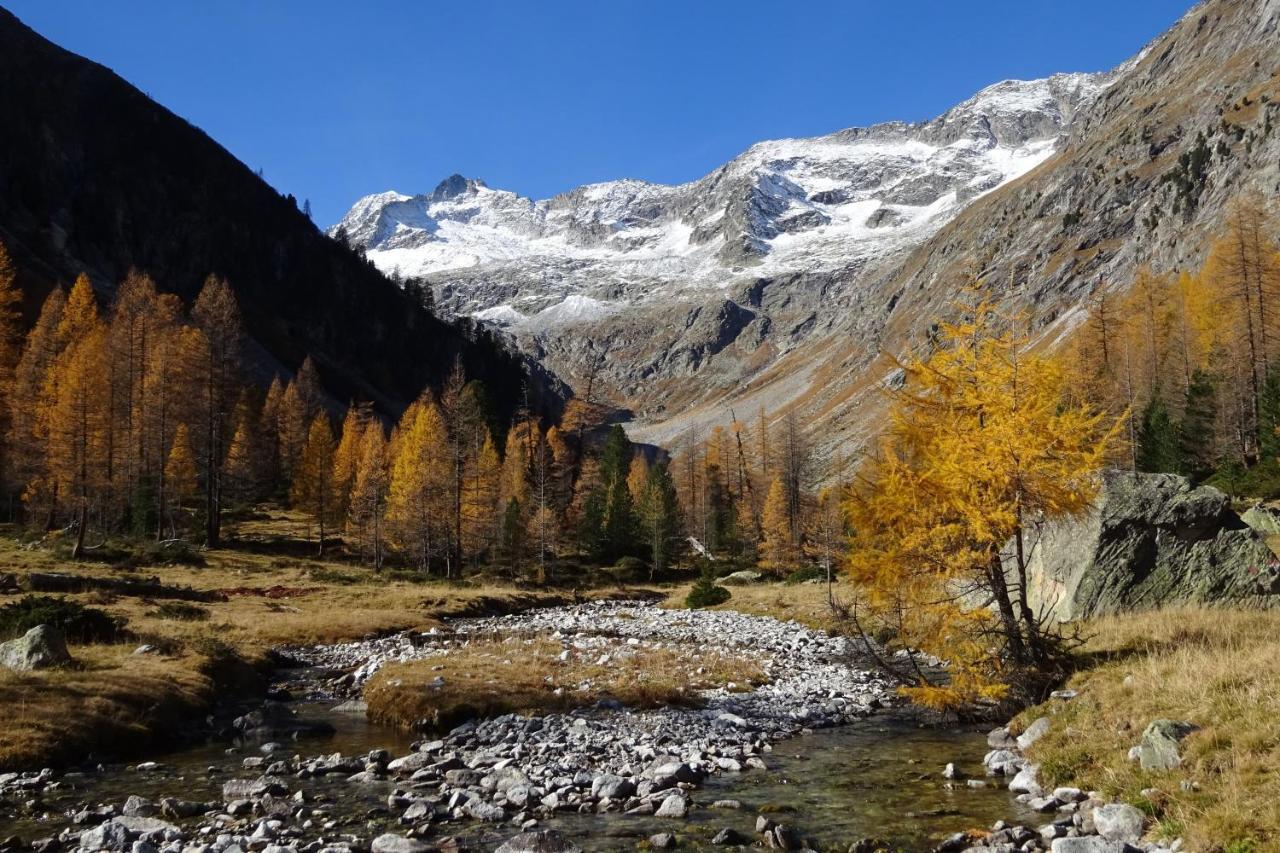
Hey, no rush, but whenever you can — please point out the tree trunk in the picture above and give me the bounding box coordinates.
[987,554,1026,665]
[71,500,87,560]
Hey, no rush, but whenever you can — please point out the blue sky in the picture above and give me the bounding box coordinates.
[8,1,1191,226]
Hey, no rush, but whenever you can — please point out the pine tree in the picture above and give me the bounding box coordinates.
[1259,365,1280,460]
[1136,397,1181,474]
[1179,369,1219,481]
[291,414,337,556]
[599,425,637,561]
[637,459,681,579]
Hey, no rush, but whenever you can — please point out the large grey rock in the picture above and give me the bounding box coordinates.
[1138,720,1198,771]
[370,834,430,853]
[1017,717,1051,751]
[0,625,72,671]
[1014,471,1280,621]
[1092,803,1145,843]
[590,773,634,800]
[79,821,132,851]
[1050,839,1127,853]
[720,570,764,586]
[654,792,689,818]
[495,830,582,853]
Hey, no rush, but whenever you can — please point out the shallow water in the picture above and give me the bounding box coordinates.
[2,702,1035,852]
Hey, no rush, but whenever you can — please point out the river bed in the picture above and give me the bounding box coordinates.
[1,602,1036,851]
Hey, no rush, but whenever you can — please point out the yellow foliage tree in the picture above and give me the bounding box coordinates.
[387,400,449,571]
[291,414,337,556]
[349,423,388,568]
[846,298,1121,709]
[48,324,108,557]
[163,423,198,535]
[759,477,794,575]
[462,433,500,562]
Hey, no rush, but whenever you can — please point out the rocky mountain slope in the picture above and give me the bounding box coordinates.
[0,7,557,422]
[335,74,1105,408]
[347,0,1278,466]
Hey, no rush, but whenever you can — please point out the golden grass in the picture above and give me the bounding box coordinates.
[1013,608,1280,853]
[0,507,657,769]
[0,644,211,770]
[365,636,765,730]
[661,579,844,631]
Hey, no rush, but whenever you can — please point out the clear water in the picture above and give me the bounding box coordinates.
[2,704,1035,852]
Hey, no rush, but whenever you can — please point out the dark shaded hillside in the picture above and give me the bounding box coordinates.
[0,6,560,421]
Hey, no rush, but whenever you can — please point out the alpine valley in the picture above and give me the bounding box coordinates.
[336,0,1280,468]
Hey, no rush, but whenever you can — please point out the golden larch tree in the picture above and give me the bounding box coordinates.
[291,414,337,556]
[846,297,1120,709]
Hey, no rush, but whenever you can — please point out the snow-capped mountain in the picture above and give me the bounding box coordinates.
[331,0,1280,466]
[335,73,1102,333]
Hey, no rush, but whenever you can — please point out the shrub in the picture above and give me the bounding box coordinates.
[784,565,825,585]
[150,601,210,621]
[612,556,649,582]
[0,595,122,643]
[686,560,730,609]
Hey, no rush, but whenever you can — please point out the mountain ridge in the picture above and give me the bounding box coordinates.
[0,5,559,424]
[334,69,1116,447]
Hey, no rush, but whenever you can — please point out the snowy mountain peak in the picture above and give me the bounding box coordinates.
[331,68,1107,369]
[429,173,487,203]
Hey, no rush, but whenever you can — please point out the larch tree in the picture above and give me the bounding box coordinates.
[291,414,337,556]
[387,400,449,571]
[259,376,285,490]
[807,485,848,607]
[163,423,198,536]
[759,477,794,575]
[12,289,65,525]
[332,403,370,526]
[0,243,24,504]
[349,423,388,568]
[846,298,1120,708]
[190,275,243,547]
[461,433,500,562]
[48,325,109,557]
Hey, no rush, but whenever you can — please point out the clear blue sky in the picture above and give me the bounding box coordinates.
[7,1,1191,226]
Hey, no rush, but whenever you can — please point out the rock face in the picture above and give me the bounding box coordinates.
[1018,471,1280,621]
[0,625,72,671]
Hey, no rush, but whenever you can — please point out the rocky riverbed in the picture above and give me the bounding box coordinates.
[0,601,1146,852]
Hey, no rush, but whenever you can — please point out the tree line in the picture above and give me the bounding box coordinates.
[0,247,696,577]
[1067,192,1280,493]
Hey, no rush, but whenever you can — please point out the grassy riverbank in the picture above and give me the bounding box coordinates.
[1011,608,1280,852]
[0,508,658,770]
[365,637,764,730]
